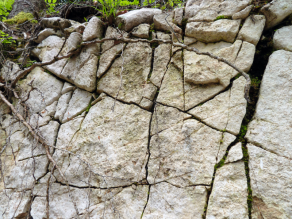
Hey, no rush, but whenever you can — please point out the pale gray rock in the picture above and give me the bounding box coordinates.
[34,28,63,43]
[188,9,218,22]
[147,119,234,187]
[234,41,256,72]
[82,16,104,41]
[156,51,184,110]
[64,23,86,35]
[39,101,57,117]
[188,77,247,135]
[116,8,162,31]
[225,142,243,163]
[186,19,241,43]
[273,25,292,52]
[206,161,248,219]
[62,88,91,123]
[237,15,266,45]
[97,42,152,105]
[173,7,184,26]
[102,26,129,52]
[151,103,192,135]
[0,128,6,149]
[143,183,207,218]
[41,17,71,30]
[142,82,157,100]
[65,32,83,54]
[139,97,153,110]
[54,96,151,188]
[54,91,72,121]
[217,132,237,162]
[61,82,75,94]
[232,5,253,20]
[0,60,21,82]
[248,144,292,219]
[184,36,197,45]
[150,43,171,87]
[18,67,63,114]
[97,43,125,78]
[131,23,150,38]
[260,0,292,29]
[30,114,51,128]
[153,13,183,34]
[156,31,171,40]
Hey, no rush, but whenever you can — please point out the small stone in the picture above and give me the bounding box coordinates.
[156,31,171,41]
[82,16,104,41]
[41,17,71,30]
[153,13,183,34]
[173,7,183,26]
[232,5,253,20]
[139,97,153,110]
[131,23,150,38]
[40,101,57,117]
[237,15,266,46]
[34,28,63,43]
[0,60,21,82]
[234,41,256,72]
[65,32,82,54]
[184,36,197,45]
[61,82,75,94]
[30,114,51,128]
[102,26,129,52]
[54,91,72,121]
[225,142,243,163]
[273,25,292,52]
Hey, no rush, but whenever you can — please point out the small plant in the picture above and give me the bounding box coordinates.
[215,15,232,21]
[45,0,59,15]
[0,0,14,21]
[0,30,14,44]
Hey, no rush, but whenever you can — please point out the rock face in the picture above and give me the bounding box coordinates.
[273,25,292,52]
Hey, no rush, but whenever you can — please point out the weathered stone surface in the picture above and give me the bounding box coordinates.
[248,144,292,219]
[144,183,207,218]
[41,17,71,30]
[173,7,184,26]
[116,8,162,32]
[148,119,234,187]
[62,88,91,123]
[185,19,241,43]
[156,31,171,40]
[55,91,72,121]
[153,13,182,34]
[188,9,218,22]
[217,132,237,162]
[82,16,104,41]
[35,28,63,43]
[184,36,197,45]
[150,43,171,87]
[61,82,75,94]
[102,27,129,52]
[234,41,256,72]
[225,142,243,163]
[65,32,83,54]
[40,101,57,117]
[139,97,153,110]
[64,23,86,35]
[232,4,253,20]
[157,51,184,110]
[54,96,151,188]
[30,114,51,128]
[131,23,150,38]
[246,50,292,158]
[206,161,248,219]
[260,0,292,30]
[97,42,152,105]
[97,43,125,78]
[237,15,266,46]
[0,60,21,82]
[273,25,292,52]
[18,67,63,114]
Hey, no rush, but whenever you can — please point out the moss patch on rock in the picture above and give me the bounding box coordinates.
[4,12,37,25]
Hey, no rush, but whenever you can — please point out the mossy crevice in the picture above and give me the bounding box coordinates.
[4,12,37,25]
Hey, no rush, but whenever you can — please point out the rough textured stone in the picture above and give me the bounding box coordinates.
[150,43,171,87]
[217,132,237,162]
[131,23,150,38]
[62,88,91,123]
[153,13,182,34]
[173,7,184,26]
[54,91,72,121]
[35,28,63,43]
[30,114,51,128]
[260,0,292,29]
[18,67,63,114]
[54,96,151,188]
[185,19,241,43]
[225,142,243,163]
[144,183,207,218]
[41,17,71,30]
[248,144,292,219]
[102,26,129,52]
[237,15,266,46]
[234,41,256,72]
[40,101,57,117]
[0,60,21,82]
[61,82,75,94]
[232,4,253,20]
[184,36,197,45]
[97,42,152,105]
[82,16,104,41]
[148,119,234,187]
[156,31,171,40]
[273,25,292,52]
[116,8,162,32]
[206,161,248,219]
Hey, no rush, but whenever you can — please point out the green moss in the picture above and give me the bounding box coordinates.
[149,23,155,32]
[215,15,232,21]
[4,12,37,25]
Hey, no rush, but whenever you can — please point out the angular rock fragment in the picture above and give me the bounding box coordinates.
[143,183,207,218]
[82,16,104,41]
[29,114,51,128]
[139,97,153,110]
[41,17,71,30]
[0,60,21,82]
[34,28,63,43]
[116,8,162,32]
[156,31,171,40]
[102,26,129,52]
[185,19,241,43]
[237,15,266,46]
[131,23,150,38]
[234,41,256,72]
[153,13,183,34]
[54,91,72,121]
[40,101,57,117]
[206,161,248,219]
[273,25,292,52]
[217,132,236,162]
[225,142,243,163]
[232,4,253,20]
[173,7,183,26]
[184,36,197,45]
[61,82,75,94]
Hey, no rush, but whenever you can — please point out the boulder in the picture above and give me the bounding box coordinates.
[82,16,104,41]
[273,25,292,52]
[131,23,150,38]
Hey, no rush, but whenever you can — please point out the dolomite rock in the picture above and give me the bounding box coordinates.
[65,32,83,54]
[184,36,197,45]
[116,8,162,32]
[64,23,86,35]
[53,96,151,188]
[217,132,237,162]
[40,101,57,117]
[97,42,153,105]
[139,97,153,110]
[41,17,71,30]
[156,31,171,40]
[153,13,183,34]
[237,15,266,46]
[248,144,292,219]
[246,50,292,158]
[62,88,91,123]
[61,82,75,94]
[225,142,243,163]
[131,23,150,38]
[30,114,51,128]
[188,77,247,135]
[35,28,63,43]
[151,103,191,135]
[82,16,104,41]
[0,128,6,148]
[260,0,292,29]
[173,7,183,26]
[18,67,63,114]
[232,4,253,20]
[97,43,125,78]
[150,43,172,87]
[273,25,292,52]
[156,51,184,110]
[54,91,72,121]
[0,60,21,82]
[206,161,248,219]
[185,19,241,43]
[102,26,129,52]
[234,41,256,72]
[147,119,235,187]
[143,183,207,218]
